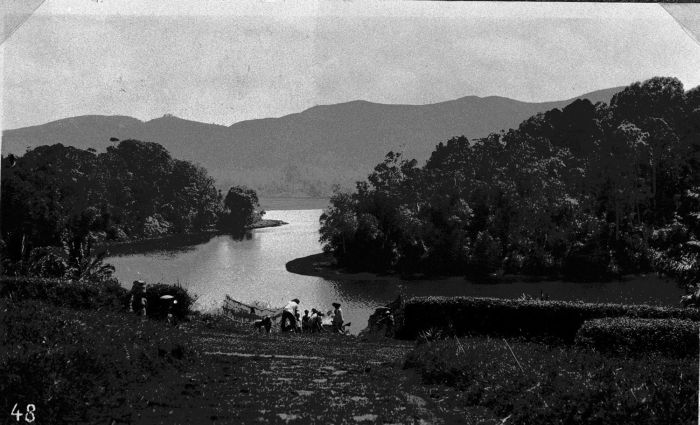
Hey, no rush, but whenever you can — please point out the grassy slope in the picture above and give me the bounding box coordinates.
[0,299,194,424]
[405,336,698,425]
[2,297,697,424]
[0,300,458,424]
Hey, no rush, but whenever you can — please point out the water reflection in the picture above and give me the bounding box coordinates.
[105,231,254,258]
[107,209,686,334]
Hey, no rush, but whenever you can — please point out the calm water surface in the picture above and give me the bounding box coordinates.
[107,209,685,334]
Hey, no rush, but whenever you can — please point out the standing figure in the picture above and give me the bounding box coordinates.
[295,311,302,333]
[378,309,395,338]
[310,308,324,333]
[281,298,300,332]
[331,302,344,333]
[301,310,310,333]
[129,280,148,318]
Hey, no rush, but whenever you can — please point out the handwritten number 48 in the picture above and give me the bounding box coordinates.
[11,404,35,423]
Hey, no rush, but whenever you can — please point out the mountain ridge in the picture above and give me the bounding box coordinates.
[2,86,623,196]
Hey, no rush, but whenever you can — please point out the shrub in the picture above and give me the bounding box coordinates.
[397,296,700,341]
[106,225,128,241]
[575,317,699,357]
[0,276,127,310]
[144,283,197,320]
[0,277,199,320]
[404,336,698,425]
[142,214,173,237]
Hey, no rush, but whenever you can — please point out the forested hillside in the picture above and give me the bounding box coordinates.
[320,77,700,284]
[0,140,260,279]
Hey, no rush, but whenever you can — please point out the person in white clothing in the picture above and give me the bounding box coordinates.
[281,298,300,332]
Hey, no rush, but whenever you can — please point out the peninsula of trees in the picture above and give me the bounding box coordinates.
[320,77,700,284]
[1,139,264,279]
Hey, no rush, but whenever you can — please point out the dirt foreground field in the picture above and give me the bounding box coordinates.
[121,320,468,425]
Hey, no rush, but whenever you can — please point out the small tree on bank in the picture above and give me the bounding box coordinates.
[218,185,263,233]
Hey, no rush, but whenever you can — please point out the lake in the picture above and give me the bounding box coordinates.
[106,206,686,334]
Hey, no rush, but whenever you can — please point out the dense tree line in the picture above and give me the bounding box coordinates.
[1,139,261,279]
[320,77,700,284]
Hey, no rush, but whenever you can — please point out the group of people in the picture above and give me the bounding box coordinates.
[280,298,346,333]
[128,279,179,325]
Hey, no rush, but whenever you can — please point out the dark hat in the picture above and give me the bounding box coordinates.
[292,298,300,303]
[332,302,341,308]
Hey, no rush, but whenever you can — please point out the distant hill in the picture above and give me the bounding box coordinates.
[1,87,621,196]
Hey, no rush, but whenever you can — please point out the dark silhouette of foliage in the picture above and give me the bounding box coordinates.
[0,276,127,310]
[0,139,251,278]
[143,283,197,320]
[217,185,263,233]
[575,317,698,357]
[395,295,700,341]
[320,77,700,283]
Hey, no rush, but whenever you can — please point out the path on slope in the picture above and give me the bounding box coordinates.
[126,320,467,425]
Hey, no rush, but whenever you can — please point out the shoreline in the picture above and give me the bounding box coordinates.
[285,252,400,282]
[97,219,288,253]
[285,252,466,283]
[285,252,673,286]
[246,218,288,229]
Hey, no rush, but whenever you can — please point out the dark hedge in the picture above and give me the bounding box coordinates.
[0,276,197,320]
[0,276,127,310]
[397,296,700,341]
[575,317,699,357]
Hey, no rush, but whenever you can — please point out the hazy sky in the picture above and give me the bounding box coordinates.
[2,1,700,129]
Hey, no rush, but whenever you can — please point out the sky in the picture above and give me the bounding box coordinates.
[2,1,700,130]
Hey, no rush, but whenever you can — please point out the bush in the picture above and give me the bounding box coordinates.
[0,300,195,423]
[404,336,698,425]
[0,277,198,321]
[106,226,128,241]
[144,283,197,320]
[142,214,173,237]
[575,317,699,357]
[397,296,700,341]
[0,276,127,310]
